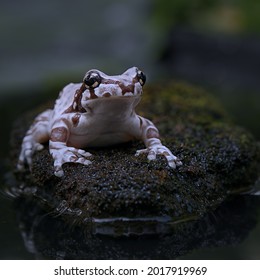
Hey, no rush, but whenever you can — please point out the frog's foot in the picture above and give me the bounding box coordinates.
[17,140,44,171]
[51,147,92,177]
[135,145,182,169]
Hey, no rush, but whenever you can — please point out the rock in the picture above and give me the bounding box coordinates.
[10,82,260,230]
[14,194,260,259]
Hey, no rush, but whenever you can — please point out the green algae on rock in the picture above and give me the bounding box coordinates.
[10,82,260,228]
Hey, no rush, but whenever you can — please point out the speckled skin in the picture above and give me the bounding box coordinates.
[17,67,182,177]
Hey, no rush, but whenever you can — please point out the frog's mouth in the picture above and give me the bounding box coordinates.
[84,94,141,115]
[85,92,141,103]
[86,90,142,100]
[99,93,141,99]
[101,92,137,98]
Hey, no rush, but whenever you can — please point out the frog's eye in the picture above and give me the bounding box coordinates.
[137,70,146,86]
[84,72,102,89]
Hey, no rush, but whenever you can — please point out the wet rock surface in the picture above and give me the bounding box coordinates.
[10,82,260,228]
[14,195,259,259]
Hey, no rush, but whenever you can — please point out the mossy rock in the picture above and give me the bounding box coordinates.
[13,195,259,259]
[10,82,260,232]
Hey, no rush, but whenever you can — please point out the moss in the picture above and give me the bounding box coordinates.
[13,195,259,259]
[10,82,260,225]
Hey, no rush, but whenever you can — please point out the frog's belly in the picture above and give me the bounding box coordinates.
[68,132,134,148]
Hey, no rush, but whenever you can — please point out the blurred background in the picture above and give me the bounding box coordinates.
[1,0,260,138]
[0,0,260,259]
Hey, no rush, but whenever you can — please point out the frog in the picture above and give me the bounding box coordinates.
[17,67,182,177]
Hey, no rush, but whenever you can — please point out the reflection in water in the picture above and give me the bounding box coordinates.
[13,194,259,259]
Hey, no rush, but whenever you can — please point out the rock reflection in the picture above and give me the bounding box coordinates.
[13,194,259,259]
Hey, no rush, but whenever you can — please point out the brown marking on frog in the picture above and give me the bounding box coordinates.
[89,88,98,99]
[102,92,112,97]
[50,127,68,142]
[72,113,81,127]
[119,82,135,95]
[132,76,139,84]
[64,84,87,113]
[146,127,160,139]
[102,79,135,95]
[138,116,143,129]
[102,79,118,85]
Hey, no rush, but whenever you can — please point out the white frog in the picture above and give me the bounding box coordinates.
[17,67,182,177]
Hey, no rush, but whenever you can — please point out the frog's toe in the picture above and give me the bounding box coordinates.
[162,155,182,169]
[175,158,183,166]
[77,149,92,158]
[168,157,182,168]
[69,155,92,165]
[166,157,178,169]
[76,158,92,165]
[35,143,44,151]
[54,166,64,177]
[17,160,25,171]
[135,148,149,157]
[147,149,157,161]
[68,148,92,165]
[23,149,33,166]
[158,147,182,169]
[17,146,35,171]
[135,147,160,162]
[135,146,182,169]
[135,147,158,161]
[17,152,26,170]
[52,148,93,177]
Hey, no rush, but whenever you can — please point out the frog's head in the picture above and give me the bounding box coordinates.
[82,67,146,99]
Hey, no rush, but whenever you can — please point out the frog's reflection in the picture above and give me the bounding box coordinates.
[14,195,259,259]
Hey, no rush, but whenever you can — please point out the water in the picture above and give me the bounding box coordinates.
[0,191,33,259]
[1,183,260,259]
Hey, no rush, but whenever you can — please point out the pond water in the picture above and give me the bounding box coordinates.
[1,181,260,259]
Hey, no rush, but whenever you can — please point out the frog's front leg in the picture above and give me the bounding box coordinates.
[17,110,51,171]
[135,117,182,168]
[49,121,92,177]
